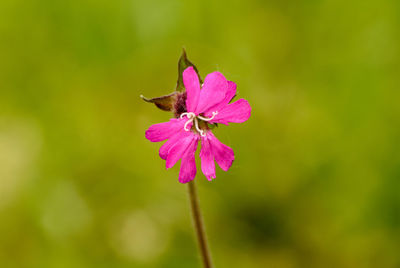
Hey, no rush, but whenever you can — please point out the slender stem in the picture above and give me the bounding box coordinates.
[187,180,213,268]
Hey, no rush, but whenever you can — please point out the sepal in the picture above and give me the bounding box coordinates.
[141,49,200,115]
[140,92,178,112]
[176,48,202,92]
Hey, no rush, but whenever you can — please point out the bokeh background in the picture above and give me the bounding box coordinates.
[1,0,399,267]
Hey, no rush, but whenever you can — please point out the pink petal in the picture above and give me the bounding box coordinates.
[204,81,237,116]
[210,99,251,125]
[158,121,193,160]
[200,136,216,181]
[195,72,228,114]
[159,131,185,160]
[145,119,185,142]
[183,67,201,113]
[225,81,237,104]
[208,132,234,171]
[178,137,198,183]
[166,132,198,169]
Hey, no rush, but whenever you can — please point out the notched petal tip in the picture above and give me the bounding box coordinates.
[206,175,216,181]
[210,98,251,125]
[179,176,195,184]
[145,119,184,143]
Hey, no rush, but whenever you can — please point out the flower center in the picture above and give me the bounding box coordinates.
[180,111,218,136]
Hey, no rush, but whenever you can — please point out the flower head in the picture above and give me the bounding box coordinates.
[144,54,251,183]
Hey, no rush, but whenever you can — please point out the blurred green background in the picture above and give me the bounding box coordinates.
[1,0,399,267]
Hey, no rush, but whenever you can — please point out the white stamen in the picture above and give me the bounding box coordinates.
[197,111,218,122]
[180,111,217,136]
[180,112,195,119]
[181,112,196,132]
[194,117,205,136]
[184,119,193,131]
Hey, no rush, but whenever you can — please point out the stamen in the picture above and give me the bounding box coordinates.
[180,111,214,136]
[197,111,218,122]
[180,112,195,119]
[194,118,205,136]
[184,118,193,131]
[181,112,195,132]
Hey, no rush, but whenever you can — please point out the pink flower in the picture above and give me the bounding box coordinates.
[145,67,251,183]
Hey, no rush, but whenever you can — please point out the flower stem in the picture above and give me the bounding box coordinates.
[187,180,213,268]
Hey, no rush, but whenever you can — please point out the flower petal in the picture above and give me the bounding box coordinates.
[210,99,251,125]
[222,81,237,105]
[166,132,198,169]
[183,66,201,113]
[195,72,228,114]
[208,132,234,171]
[200,135,216,181]
[179,137,198,183]
[145,119,185,142]
[159,130,185,160]
[204,80,237,116]
[225,81,237,104]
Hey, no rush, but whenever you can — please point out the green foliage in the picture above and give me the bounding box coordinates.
[0,0,399,267]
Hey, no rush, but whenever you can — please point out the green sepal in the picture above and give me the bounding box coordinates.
[176,48,202,92]
[207,123,218,129]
